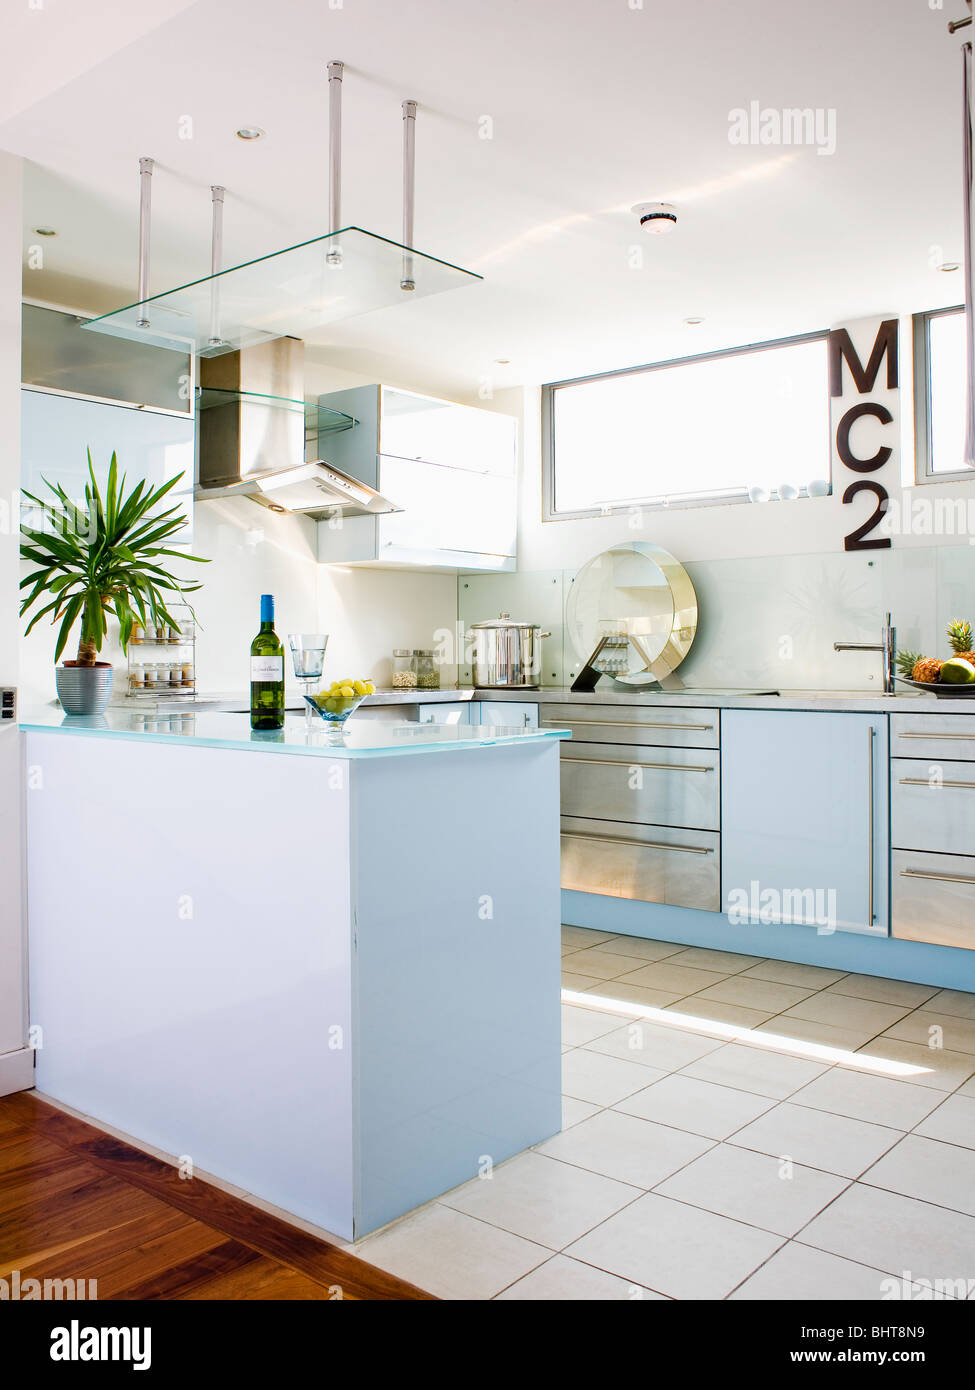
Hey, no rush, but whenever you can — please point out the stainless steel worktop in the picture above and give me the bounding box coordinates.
[474,685,975,714]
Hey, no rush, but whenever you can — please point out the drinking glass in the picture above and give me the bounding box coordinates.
[288,634,329,726]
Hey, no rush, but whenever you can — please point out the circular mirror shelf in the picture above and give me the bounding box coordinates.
[566,542,698,688]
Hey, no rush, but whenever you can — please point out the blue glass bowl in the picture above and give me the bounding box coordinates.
[304,692,367,725]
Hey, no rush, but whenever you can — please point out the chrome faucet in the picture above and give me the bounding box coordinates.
[834,612,896,694]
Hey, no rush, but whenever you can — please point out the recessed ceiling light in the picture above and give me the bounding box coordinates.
[494,358,511,365]
[236,126,265,141]
[32,226,57,237]
[683,316,705,326]
[631,201,678,235]
[939,261,961,272]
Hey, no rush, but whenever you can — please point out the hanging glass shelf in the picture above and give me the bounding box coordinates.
[81,226,483,356]
[195,386,356,442]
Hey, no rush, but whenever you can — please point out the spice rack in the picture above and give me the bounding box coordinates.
[126,605,197,699]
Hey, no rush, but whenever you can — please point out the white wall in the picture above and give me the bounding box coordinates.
[506,319,975,574]
[0,150,27,1071]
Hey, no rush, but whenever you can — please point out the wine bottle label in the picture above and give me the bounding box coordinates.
[251,656,283,681]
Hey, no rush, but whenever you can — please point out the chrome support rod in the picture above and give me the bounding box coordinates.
[951,1,973,32]
[208,185,225,348]
[327,60,344,265]
[136,157,154,327]
[401,99,417,291]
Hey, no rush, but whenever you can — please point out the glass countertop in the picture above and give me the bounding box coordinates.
[19,708,570,760]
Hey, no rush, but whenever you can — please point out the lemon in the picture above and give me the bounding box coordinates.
[339,684,355,699]
[353,679,367,695]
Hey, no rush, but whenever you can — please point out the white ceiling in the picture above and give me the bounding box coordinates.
[1,0,969,394]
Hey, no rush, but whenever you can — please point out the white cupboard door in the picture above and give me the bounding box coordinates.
[377,455,516,562]
[477,701,540,729]
[417,702,471,725]
[721,710,889,936]
[380,388,516,476]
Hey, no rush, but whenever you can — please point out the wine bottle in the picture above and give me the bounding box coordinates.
[250,594,285,730]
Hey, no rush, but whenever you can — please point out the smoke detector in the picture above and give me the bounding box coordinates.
[632,201,677,234]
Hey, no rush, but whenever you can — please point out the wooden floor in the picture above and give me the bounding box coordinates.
[0,1090,434,1300]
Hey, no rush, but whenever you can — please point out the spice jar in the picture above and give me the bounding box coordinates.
[413,649,439,690]
[391,649,417,690]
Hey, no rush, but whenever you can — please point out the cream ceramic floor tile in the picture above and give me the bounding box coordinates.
[788,1068,943,1131]
[613,1074,774,1140]
[565,1192,784,1301]
[924,988,975,1020]
[825,974,940,1008]
[593,936,686,961]
[354,1202,548,1300]
[689,975,812,1014]
[861,1134,975,1217]
[562,947,652,979]
[742,960,848,989]
[916,1094,975,1149]
[561,926,615,948]
[585,1019,726,1073]
[958,1075,975,1097]
[656,1142,849,1237]
[613,961,729,995]
[562,1096,601,1130]
[561,972,605,992]
[581,982,685,1011]
[562,1047,666,1107]
[884,1011,975,1056]
[662,998,774,1031]
[561,1003,626,1046]
[536,1108,712,1188]
[662,947,766,974]
[731,1101,904,1178]
[678,1043,829,1099]
[495,1254,668,1301]
[755,1017,880,1052]
[798,1182,975,1283]
[729,1243,933,1301]
[781,991,912,1034]
[851,1038,975,1090]
[440,1150,641,1250]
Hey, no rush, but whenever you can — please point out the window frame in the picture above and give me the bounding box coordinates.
[541,329,832,522]
[913,303,972,486]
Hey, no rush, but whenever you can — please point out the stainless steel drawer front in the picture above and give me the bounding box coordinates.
[560,814,720,911]
[542,703,719,748]
[892,713,975,762]
[891,757,975,855]
[892,849,975,949]
[560,745,720,830]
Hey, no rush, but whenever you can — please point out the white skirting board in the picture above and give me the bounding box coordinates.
[0,1047,34,1097]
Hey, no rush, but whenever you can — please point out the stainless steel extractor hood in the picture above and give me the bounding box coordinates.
[195,336,399,519]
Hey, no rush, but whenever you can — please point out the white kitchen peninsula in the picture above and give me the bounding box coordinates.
[20,710,567,1241]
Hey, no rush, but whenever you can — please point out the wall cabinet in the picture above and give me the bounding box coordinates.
[315,385,517,571]
[721,710,889,937]
[21,388,195,545]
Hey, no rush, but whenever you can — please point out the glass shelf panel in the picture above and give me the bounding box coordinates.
[195,387,356,440]
[81,226,482,356]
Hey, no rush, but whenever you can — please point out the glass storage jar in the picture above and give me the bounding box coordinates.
[391,649,417,690]
[413,649,439,690]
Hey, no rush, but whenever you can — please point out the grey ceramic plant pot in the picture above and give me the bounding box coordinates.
[55,663,114,716]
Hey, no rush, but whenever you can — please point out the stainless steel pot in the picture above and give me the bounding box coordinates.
[468,613,551,689]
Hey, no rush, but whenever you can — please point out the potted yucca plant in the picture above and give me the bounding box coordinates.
[20,451,207,715]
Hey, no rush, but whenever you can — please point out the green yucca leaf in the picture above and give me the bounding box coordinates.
[19,455,207,665]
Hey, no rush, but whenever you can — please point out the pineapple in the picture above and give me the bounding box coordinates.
[947,619,975,666]
[913,657,944,684]
[895,650,921,681]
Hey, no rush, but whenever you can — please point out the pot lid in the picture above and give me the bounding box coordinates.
[469,612,541,630]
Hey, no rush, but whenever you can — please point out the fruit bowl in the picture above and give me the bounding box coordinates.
[304,692,367,724]
[899,678,975,700]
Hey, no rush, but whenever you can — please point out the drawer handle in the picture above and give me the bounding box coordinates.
[543,717,714,731]
[901,868,975,886]
[898,777,975,789]
[560,830,712,855]
[564,756,714,773]
[899,731,975,741]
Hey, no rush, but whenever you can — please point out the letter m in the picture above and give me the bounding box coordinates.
[829,319,898,396]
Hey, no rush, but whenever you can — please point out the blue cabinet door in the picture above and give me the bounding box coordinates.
[476,700,540,729]
[416,702,471,726]
[721,710,889,936]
